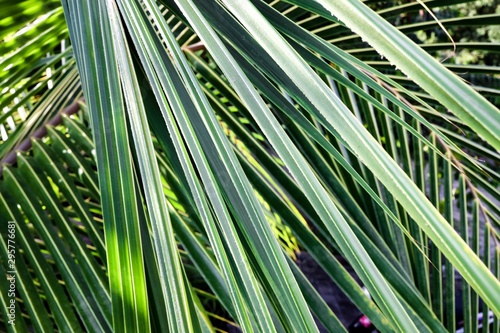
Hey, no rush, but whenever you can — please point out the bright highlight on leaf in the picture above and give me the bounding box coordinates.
[0,0,499,332]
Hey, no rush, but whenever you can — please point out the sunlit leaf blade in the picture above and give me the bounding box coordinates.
[175,0,420,331]
[61,0,150,331]
[1,0,499,331]
[315,0,500,151]
[213,0,500,317]
[107,1,196,331]
[116,3,276,331]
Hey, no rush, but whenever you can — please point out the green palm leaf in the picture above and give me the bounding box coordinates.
[1,0,499,331]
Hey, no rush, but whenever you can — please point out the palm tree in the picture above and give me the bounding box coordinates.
[1,0,499,332]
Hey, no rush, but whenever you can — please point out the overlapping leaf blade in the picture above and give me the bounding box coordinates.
[0,0,499,331]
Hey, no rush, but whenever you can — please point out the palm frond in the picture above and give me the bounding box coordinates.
[1,0,499,332]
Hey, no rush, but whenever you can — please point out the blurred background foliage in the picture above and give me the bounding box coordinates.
[0,0,499,332]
